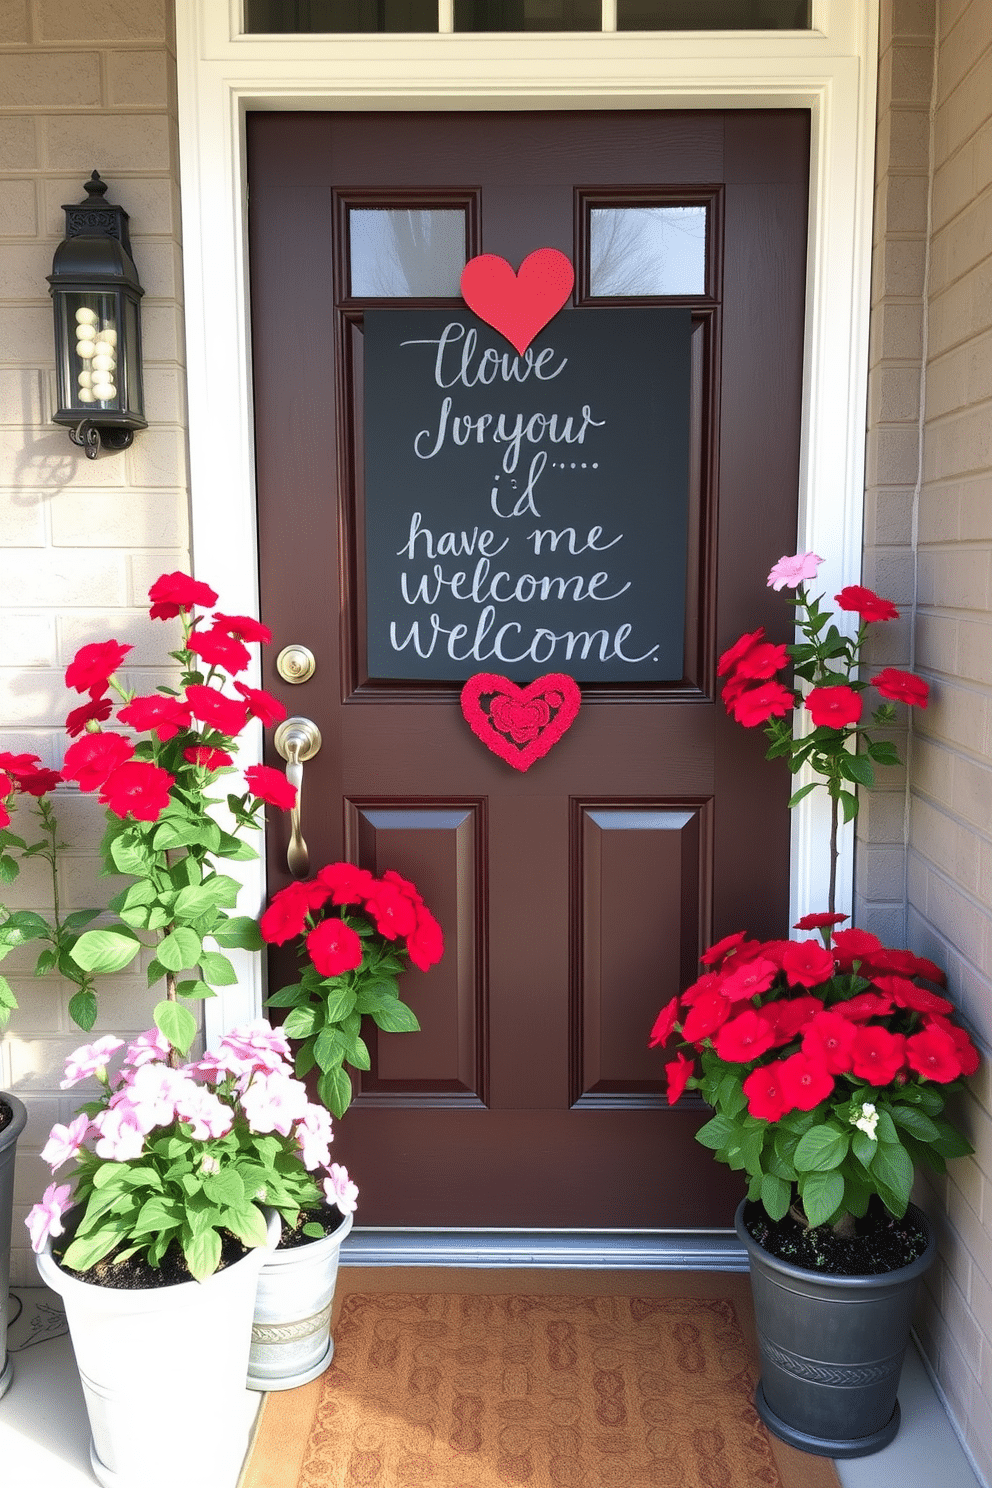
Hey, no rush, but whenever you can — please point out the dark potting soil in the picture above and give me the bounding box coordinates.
[277,1202,346,1251]
[51,1227,250,1290]
[742,1197,929,1276]
[0,1097,11,1136]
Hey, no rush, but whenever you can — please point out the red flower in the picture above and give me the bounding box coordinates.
[316,862,379,906]
[259,880,330,945]
[681,990,731,1043]
[306,917,364,978]
[185,685,250,738]
[778,1051,834,1112]
[65,640,132,696]
[906,1026,961,1083]
[62,732,135,792]
[98,761,175,822]
[719,956,779,1003]
[700,931,752,968]
[717,627,765,677]
[794,912,848,932]
[729,681,794,728]
[363,881,418,941]
[802,1010,856,1073]
[187,627,251,675]
[183,746,233,771]
[838,992,893,1022]
[665,1053,695,1105]
[832,927,883,971]
[713,1009,776,1063]
[66,696,114,737]
[734,641,789,681]
[805,684,862,729]
[0,771,10,801]
[117,694,192,742]
[780,939,835,989]
[850,1026,906,1085]
[212,612,272,645]
[680,971,727,1006]
[0,752,41,773]
[244,764,296,810]
[929,1020,980,1077]
[873,667,929,708]
[0,802,8,828]
[871,974,953,1015]
[407,906,444,971]
[834,586,899,623]
[8,762,61,797]
[382,868,425,906]
[233,682,287,727]
[743,1062,790,1122]
[764,995,823,1044]
[148,571,219,620]
[869,947,946,985]
[649,996,680,1049]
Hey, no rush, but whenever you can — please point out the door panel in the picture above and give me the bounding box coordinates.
[248,108,809,1228]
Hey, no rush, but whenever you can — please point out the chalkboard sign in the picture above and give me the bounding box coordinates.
[363,307,691,683]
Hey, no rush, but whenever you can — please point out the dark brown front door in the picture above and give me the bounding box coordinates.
[248,109,809,1229]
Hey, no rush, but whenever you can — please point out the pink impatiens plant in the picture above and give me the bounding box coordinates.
[26,1019,358,1281]
[262,862,444,1116]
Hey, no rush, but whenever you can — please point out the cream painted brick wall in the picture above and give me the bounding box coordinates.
[0,0,189,1287]
[895,1,992,1481]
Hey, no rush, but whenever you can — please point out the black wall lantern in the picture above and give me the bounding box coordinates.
[48,171,147,459]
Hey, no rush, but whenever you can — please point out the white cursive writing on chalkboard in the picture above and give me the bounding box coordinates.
[389,608,659,666]
[414,398,606,473]
[399,559,631,606]
[402,322,569,388]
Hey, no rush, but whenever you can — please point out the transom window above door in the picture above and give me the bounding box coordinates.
[242,1,811,33]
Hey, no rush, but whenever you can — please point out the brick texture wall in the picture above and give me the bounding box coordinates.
[0,0,189,1285]
[865,2,992,1481]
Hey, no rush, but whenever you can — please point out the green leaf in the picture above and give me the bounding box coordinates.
[283,1006,318,1041]
[184,1228,222,1282]
[266,982,308,1007]
[154,999,197,1056]
[224,1204,270,1250]
[0,856,19,885]
[695,1113,737,1152]
[317,1064,353,1119]
[838,790,859,824]
[70,928,142,974]
[798,1169,846,1228]
[132,1196,184,1234]
[371,1000,421,1034]
[198,949,238,986]
[64,909,102,931]
[850,1130,878,1169]
[201,1169,246,1207]
[320,984,358,1024]
[793,1124,850,1172]
[60,1224,131,1273]
[68,987,98,1032]
[109,833,152,877]
[313,1027,343,1071]
[157,926,203,971]
[152,817,209,850]
[346,1035,371,1072]
[175,979,215,1000]
[174,876,241,917]
[215,835,259,862]
[0,975,17,1010]
[787,781,819,809]
[33,948,57,977]
[760,1172,792,1221]
[889,1105,940,1142]
[211,915,263,951]
[840,752,875,788]
[870,1141,914,1212]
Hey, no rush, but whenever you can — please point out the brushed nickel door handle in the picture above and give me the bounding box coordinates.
[273,716,322,878]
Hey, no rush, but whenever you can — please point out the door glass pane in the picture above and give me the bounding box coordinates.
[453,0,601,29]
[349,208,467,297]
[243,0,438,31]
[616,0,810,27]
[589,206,707,297]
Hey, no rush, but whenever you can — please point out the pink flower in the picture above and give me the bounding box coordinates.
[323,1163,359,1215]
[307,917,364,978]
[244,763,297,810]
[60,1035,125,1088]
[40,1114,92,1169]
[296,1106,334,1171]
[173,1081,235,1140]
[115,1063,186,1131]
[767,551,824,591]
[198,1020,294,1082]
[124,1028,173,1069]
[240,1070,310,1137]
[26,1182,73,1254]
[91,1104,146,1161]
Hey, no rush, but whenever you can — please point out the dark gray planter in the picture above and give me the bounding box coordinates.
[1,1091,28,1399]
[735,1197,936,1458]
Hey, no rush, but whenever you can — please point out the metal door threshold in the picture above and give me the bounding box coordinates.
[341,1229,747,1270]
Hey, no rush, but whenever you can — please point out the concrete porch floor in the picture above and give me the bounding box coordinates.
[0,1286,984,1488]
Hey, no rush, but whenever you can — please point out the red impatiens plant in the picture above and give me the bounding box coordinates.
[261,862,444,1116]
[650,916,978,1231]
[60,571,295,1052]
[719,552,929,912]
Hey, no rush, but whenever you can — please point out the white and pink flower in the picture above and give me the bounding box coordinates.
[26,1182,73,1253]
[322,1163,359,1216]
[40,1113,92,1170]
[60,1035,125,1089]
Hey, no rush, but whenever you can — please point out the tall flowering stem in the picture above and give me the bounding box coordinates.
[720,556,929,913]
[61,573,295,1057]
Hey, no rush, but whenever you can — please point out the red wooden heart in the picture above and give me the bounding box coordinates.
[460,673,581,772]
[460,250,575,355]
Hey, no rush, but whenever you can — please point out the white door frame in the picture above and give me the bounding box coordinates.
[175,2,880,1043]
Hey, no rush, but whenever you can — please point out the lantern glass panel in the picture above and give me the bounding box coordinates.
[66,292,124,412]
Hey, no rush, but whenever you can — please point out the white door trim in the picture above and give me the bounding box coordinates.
[174,2,880,1042]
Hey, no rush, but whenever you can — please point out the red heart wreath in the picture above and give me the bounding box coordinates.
[460,673,581,772]
[460,249,575,355]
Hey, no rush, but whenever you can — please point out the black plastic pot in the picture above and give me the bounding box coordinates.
[735,1197,936,1458]
[1,1091,28,1399]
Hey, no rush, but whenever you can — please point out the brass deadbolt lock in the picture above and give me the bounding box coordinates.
[275,644,316,684]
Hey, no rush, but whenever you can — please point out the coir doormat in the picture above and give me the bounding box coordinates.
[240,1269,841,1488]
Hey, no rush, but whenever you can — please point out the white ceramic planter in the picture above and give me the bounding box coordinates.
[247,1207,352,1391]
[0,1092,28,1400]
[37,1209,279,1488]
